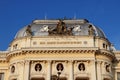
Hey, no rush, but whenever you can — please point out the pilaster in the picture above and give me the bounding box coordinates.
[90,60,97,80]
[47,60,52,80]
[97,61,102,80]
[24,60,30,80]
[69,60,74,80]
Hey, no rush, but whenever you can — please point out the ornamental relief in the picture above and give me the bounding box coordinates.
[78,63,85,71]
[30,61,45,74]
[11,65,15,73]
[53,61,68,74]
[35,63,42,72]
[74,61,89,73]
[104,62,111,73]
[9,63,19,76]
[56,63,64,71]
[105,64,111,73]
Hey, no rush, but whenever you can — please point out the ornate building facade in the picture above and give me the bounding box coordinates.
[0,19,120,80]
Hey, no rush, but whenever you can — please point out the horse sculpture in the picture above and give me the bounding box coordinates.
[39,25,49,32]
[72,25,81,32]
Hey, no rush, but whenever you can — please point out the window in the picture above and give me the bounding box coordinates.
[117,72,120,80]
[106,45,108,49]
[0,73,4,80]
[103,43,105,48]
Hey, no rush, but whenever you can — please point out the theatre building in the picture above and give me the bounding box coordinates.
[0,19,120,80]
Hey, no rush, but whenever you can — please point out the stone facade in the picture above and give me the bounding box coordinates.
[0,19,119,80]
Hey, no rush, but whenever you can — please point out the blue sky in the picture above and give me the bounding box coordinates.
[0,0,120,50]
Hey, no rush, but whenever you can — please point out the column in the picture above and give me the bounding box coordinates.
[69,60,74,80]
[91,60,97,80]
[24,60,30,80]
[47,60,52,80]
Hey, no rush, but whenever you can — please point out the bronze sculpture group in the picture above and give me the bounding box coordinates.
[25,20,95,36]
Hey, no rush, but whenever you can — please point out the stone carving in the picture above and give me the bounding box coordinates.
[88,25,95,36]
[57,19,67,34]
[106,64,110,72]
[26,25,32,36]
[72,25,81,32]
[40,25,49,32]
[78,63,85,71]
[56,63,64,71]
[11,65,15,73]
[35,63,42,71]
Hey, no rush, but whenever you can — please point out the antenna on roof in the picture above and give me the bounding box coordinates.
[73,13,76,20]
[44,13,47,20]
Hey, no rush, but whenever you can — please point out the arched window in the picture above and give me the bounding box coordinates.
[103,43,106,48]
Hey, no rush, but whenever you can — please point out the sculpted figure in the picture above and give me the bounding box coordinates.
[57,19,66,34]
[26,25,32,36]
[72,25,81,32]
[88,25,94,36]
[40,25,49,32]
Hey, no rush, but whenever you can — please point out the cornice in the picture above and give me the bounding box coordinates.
[5,47,115,61]
[7,47,98,60]
[0,52,8,62]
[96,49,115,59]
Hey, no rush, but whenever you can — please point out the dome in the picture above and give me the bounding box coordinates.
[15,19,106,39]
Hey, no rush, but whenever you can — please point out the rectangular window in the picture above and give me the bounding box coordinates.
[117,72,120,80]
[0,73,4,80]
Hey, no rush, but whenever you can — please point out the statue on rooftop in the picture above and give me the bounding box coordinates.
[56,19,67,34]
[88,25,95,36]
[48,19,73,35]
[26,25,32,36]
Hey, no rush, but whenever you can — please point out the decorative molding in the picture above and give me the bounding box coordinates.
[7,47,98,59]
